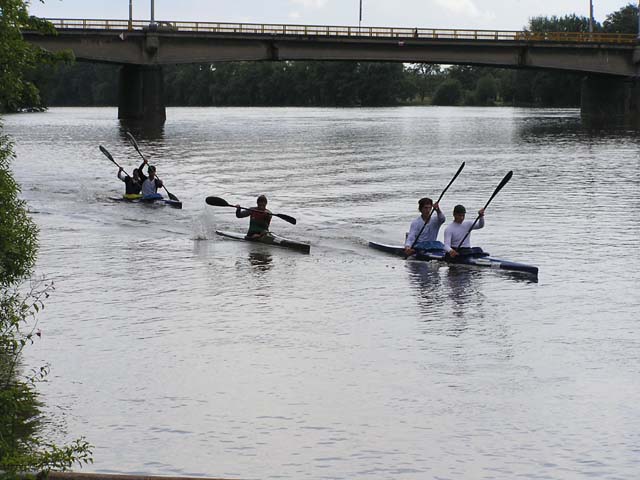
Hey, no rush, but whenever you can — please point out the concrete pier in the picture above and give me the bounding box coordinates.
[118,65,166,123]
[581,75,640,128]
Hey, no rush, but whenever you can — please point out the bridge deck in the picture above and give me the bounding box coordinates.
[43,18,638,44]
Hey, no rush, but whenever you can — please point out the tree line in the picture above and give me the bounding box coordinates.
[23,3,639,111]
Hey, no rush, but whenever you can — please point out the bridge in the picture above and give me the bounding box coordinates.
[22,18,640,125]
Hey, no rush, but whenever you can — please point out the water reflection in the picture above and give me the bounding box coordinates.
[247,251,273,272]
[444,266,484,318]
[118,120,165,140]
[406,261,441,316]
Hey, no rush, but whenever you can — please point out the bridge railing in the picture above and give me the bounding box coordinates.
[43,18,638,44]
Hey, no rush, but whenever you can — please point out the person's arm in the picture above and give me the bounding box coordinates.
[138,160,148,181]
[235,206,251,218]
[443,226,452,252]
[404,219,419,248]
[117,168,127,181]
[473,209,485,230]
[155,178,163,189]
[436,207,446,224]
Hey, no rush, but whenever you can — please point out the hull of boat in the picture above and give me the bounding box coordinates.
[109,196,182,209]
[216,230,310,254]
[368,241,538,277]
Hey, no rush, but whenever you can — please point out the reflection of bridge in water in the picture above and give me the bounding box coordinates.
[23,18,640,124]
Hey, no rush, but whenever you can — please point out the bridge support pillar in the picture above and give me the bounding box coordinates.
[581,76,640,128]
[118,64,166,123]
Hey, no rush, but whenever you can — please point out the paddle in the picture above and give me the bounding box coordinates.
[406,161,465,257]
[124,131,180,202]
[205,196,297,225]
[99,145,129,176]
[455,170,513,250]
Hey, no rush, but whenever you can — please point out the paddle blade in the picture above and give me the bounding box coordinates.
[99,145,115,163]
[125,131,141,152]
[274,213,297,225]
[484,170,513,209]
[205,196,232,207]
[166,191,179,202]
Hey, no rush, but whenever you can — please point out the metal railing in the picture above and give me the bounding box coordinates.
[42,18,639,44]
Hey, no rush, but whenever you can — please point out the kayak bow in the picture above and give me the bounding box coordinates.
[109,196,183,209]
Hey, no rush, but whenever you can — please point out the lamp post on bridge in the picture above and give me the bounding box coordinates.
[150,0,156,27]
[359,0,363,29]
[588,0,594,33]
[128,0,133,31]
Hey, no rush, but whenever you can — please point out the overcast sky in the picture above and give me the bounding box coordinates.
[28,0,637,31]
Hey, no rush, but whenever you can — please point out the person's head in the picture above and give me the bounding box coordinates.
[132,168,140,182]
[453,204,466,223]
[257,195,268,208]
[418,197,433,216]
[148,165,156,178]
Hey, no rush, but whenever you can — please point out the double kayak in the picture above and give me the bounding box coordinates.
[109,196,182,209]
[369,240,538,277]
[216,230,310,254]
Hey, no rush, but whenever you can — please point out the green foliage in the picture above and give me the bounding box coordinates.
[474,75,498,106]
[1,2,94,475]
[432,79,462,106]
[603,3,639,33]
[0,130,38,284]
[527,13,597,33]
[0,0,63,112]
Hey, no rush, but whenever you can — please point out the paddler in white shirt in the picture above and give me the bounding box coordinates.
[444,204,485,258]
[404,197,446,256]
[139,162,164,200]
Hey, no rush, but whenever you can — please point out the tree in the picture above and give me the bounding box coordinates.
[474,75,498,106]
[432,79,462,106]
[1,1,93,476]
[0,0,70,112]
[603,3,639,33]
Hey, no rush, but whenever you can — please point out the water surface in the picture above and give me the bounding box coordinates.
[5,106,640,479]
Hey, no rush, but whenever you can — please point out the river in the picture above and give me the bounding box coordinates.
[4,106,640,479]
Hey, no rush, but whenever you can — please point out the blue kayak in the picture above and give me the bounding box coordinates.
[368,240,538,277]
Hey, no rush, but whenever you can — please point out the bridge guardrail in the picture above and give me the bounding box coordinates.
[42,18,638,44]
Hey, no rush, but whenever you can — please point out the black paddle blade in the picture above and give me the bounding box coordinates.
[274,213,297,225]
[484,170,513,209]
[205,196,231,207]
[125,131,142,153]
[166,191,179,202]
[99,145,115,163]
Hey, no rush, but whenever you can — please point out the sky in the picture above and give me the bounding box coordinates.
[27,0,637,31]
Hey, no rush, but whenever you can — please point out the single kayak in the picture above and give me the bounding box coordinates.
[216,230,310,254]
[109,196,183,209]
[369,240,538,277]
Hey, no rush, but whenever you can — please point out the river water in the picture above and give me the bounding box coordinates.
[4,107,640,479]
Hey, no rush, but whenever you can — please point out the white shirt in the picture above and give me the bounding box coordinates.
[404,210,446,247]
[444,217,485,252]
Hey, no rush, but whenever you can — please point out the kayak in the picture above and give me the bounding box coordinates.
[369,240,538,277]
[109,196,182,209]
[216,230,310,254]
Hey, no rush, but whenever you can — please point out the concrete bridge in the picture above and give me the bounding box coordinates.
[23,18,640,125]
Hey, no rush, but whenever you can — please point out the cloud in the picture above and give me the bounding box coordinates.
[289,0,328,9]
[434,0,496,22]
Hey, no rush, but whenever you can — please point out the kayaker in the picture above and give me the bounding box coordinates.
[236,195,272,239]
[117,162,144,199]
[444,204,485,258]
[139,162,164,200]
[404,197,445,256]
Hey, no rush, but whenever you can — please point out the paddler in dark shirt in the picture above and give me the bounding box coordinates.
[236,195,272,239]
[117,161,145,199]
